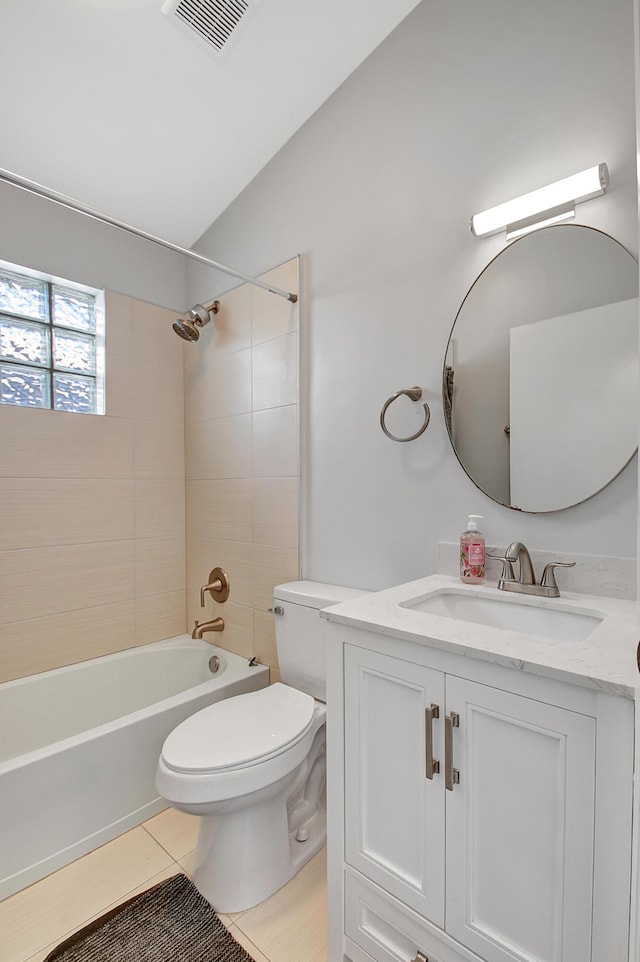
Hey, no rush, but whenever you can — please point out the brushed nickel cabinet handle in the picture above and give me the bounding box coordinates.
[445,711,460,791]
[425,704,440,779]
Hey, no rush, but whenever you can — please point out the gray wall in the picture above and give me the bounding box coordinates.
[0,182,187,309]
[188,0,638,590]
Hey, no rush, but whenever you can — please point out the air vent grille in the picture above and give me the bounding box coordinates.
[167,0,250,52]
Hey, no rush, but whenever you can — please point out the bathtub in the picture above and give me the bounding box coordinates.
[0,635,269,900]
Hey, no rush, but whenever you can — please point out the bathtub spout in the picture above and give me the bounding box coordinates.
[192,618,225,640]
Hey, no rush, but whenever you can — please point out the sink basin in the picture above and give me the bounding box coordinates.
[399,589,604,642]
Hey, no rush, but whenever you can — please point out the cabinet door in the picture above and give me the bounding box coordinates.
[344,645,446,926]
[445,675,595,962]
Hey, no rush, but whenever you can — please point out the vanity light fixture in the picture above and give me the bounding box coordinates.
[470,163,609,240]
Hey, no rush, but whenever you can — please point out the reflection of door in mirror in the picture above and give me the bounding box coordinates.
[509,299,638,511]
[444,225,639,513]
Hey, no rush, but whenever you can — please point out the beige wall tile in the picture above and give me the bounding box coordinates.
[0,479,135,550]
[134,354,184,425]
[218,600,255,660]
[135,590,186,645]
[187,536,253,606]
[135,536,185,597]
[253,478,298,548]
[185,587,203,633]
[185,348,251,423]
[193,284,251,364]
[105,349,135,419]
[186,589,253,660]
[252,544,299,611]
[254,607,280,674]
[0,601,136,683]
[0,827,172,962]
[185,414,252,480]
[0,288,189,682]
[0,541,135,623]
[181,337,202,372]
[105,290,133,356]
[252,406,298,478]
[131,302,184,424]
[131,299,182,359]
[214,599,254,660]
[252,332,297,412]
[134,419,185,480]
[181,270,299,686]
[135,480,185,539]
[0,405,134,479]
[187,479,253,543]
[252,258,299,345]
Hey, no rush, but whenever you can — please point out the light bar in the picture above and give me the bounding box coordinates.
[470,163,609,239]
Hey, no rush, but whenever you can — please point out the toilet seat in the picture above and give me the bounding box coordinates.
[161,683,316,775]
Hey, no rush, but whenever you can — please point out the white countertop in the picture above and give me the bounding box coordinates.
[321,574,639,699]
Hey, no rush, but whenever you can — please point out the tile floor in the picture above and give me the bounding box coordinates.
[1,808,327,962]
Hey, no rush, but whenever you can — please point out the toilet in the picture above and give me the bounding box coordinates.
[155,580,367,913]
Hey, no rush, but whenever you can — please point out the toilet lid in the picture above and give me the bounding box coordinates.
[161,683,316,774]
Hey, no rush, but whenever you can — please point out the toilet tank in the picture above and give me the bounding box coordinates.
[273,581,369,700]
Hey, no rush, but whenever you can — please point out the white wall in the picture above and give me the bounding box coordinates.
[187,0,639,590]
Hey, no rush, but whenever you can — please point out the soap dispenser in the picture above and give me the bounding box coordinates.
[460,514,485,583]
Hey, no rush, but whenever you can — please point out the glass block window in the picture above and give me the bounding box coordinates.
[0,263,104,414]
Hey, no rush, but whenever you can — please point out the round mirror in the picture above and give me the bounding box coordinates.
[444,225,638,512]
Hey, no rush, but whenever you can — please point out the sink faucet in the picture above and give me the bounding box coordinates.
[192,617,225,640]
[505,541,536,585]
[488,542,575,598]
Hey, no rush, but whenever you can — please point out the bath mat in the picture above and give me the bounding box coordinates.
[43,873,256,962]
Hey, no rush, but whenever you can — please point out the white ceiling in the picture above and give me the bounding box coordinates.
[0,0,421,247]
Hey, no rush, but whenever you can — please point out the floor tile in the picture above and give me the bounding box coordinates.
[23,865,181,962]
[143,806,199,860]
[8,817,327,962]
[234,849,327,962]
[1,827,173,962]
[178,849,196,878]
[228,923,272,962]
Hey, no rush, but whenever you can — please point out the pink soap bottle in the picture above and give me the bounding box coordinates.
[460,514,485,583]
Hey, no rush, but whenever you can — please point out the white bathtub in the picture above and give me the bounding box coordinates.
[0,635,269,900]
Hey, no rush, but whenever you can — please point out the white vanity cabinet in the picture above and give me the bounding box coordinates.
[326,613,635,962]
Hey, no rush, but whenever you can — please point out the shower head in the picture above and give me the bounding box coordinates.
[172,317,200,341]
[172,301,220,342]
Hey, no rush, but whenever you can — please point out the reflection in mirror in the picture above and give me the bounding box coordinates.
[444,225,638,512]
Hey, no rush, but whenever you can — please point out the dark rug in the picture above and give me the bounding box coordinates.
[44,874,257,962]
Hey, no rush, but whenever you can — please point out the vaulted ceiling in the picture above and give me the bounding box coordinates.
[0,0,422,246]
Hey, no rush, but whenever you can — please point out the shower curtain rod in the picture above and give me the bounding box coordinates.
[0,167,297,303]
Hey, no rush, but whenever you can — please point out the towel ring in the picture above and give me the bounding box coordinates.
[380,386,431,442]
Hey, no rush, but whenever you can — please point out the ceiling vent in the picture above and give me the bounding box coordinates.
[162,0,254,55]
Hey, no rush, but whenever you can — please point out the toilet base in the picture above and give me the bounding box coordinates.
[192,789,326,913]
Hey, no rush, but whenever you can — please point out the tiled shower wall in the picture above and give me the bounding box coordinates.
[0,258,299,685]
[184,258,300,681]
[0,292,186,683]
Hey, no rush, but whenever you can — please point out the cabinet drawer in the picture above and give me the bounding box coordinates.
[345,868,483,962]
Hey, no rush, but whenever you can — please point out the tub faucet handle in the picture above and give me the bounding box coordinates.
[200,567,230,606]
